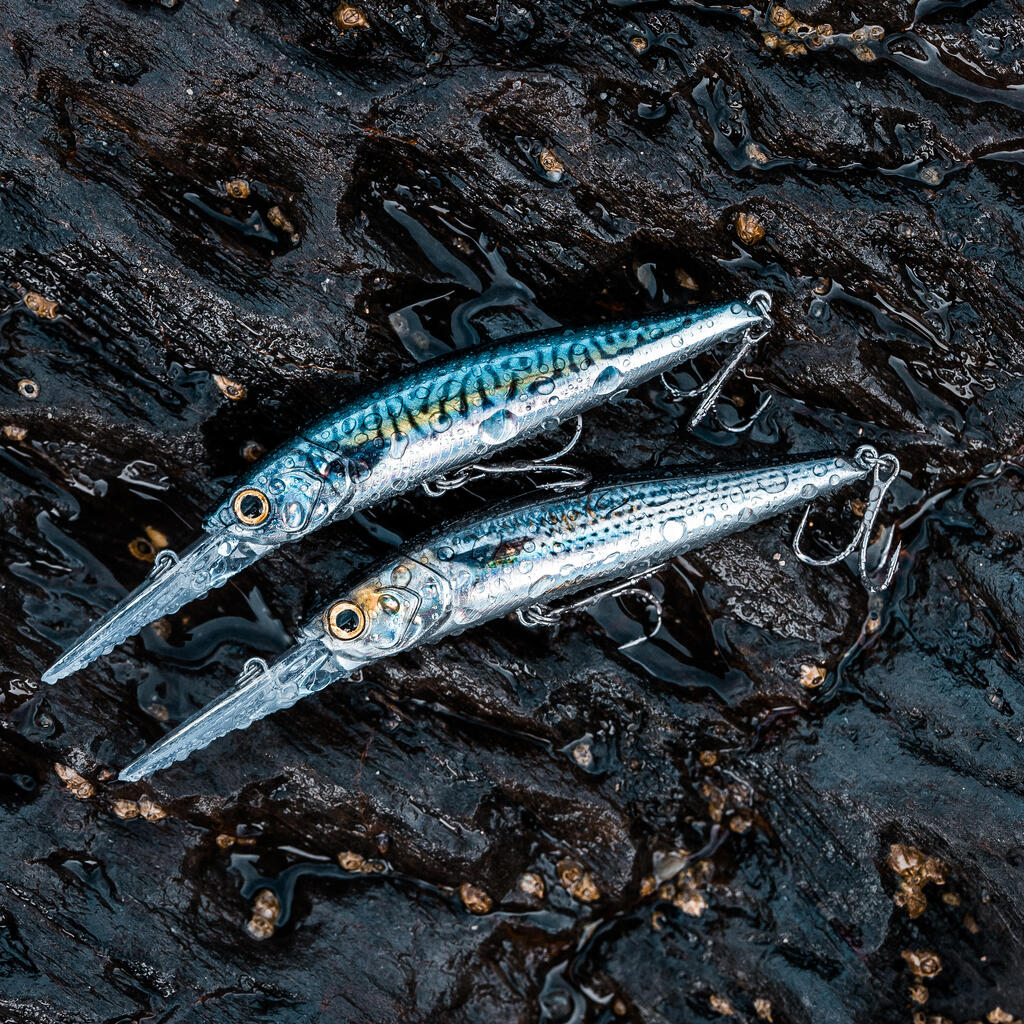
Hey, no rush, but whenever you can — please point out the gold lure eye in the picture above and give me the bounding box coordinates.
[325,600,366,641]
[233,488,270,525]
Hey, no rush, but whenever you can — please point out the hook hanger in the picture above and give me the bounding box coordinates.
[792,444,902,593]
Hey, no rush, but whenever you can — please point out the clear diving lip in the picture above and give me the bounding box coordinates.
[42,533,271,685]
[118,639,357,782]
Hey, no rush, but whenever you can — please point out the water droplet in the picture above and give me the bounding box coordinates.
[391,565,411,586]
[730,302,742,314]
[704,512,716,526]
[813,462,828,477]
[431,412,452,433]
[390,431,408,458]
[757,471,788,494]
[662,519,686,543]
[437,545,454,560]
[594,365,622,394]
[529,376,555,395]
[481,409,518,443]
[829,473,840,486]
[380,594,400,614]
[363,412,382,431]
[800,483,816,498]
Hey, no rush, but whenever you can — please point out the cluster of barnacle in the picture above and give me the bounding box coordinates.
[761,6,835,57]
[455,860,598,917]
[246,889,281,940]
[760,6,886,61]
[849,23,886,62]
[338,849,388,874]
[697,751,755,834]
[54,763,167,821]
[887,842,948,919]
[557,857,600,902]
[642,857,714,920]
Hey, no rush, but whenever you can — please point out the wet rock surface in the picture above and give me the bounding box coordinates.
[2,0,1024,1021]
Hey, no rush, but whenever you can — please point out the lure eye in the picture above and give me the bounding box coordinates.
[233,488,270,526]
[325,600,366,641]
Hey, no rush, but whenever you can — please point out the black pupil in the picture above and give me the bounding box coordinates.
[336,609,360,635]
[240,493,264,519]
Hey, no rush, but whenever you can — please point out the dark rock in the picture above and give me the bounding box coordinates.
[2,0,1024,1021]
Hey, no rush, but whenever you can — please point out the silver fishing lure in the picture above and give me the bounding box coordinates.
[120,445,901,781]
[43,293,773,684]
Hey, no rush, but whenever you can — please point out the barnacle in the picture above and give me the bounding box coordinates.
[518,872,545,898]
[334,4,368,30]
[213,374,246,400]
[24,292,58,318]
[735,211,766,245]
[55,763,94,799]
[459,883,493,914]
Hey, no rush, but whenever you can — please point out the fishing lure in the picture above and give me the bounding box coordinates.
[43,293,773,685]
[120,445,902,781]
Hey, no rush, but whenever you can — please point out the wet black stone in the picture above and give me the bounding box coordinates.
[3,0,1024,1022]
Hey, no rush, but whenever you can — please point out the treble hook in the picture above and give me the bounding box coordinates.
[792,444,902,593]
[423,415,588,496]
[516,564,667,637]
[661,289,774,432]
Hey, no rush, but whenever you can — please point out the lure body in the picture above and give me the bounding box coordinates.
[44,299,768,684]
[208,302,765,542]
[120,451,879,781]
[314,454,867,660]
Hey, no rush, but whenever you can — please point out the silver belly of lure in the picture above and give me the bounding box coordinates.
[120,445,901,782]
[43,293,772,685]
